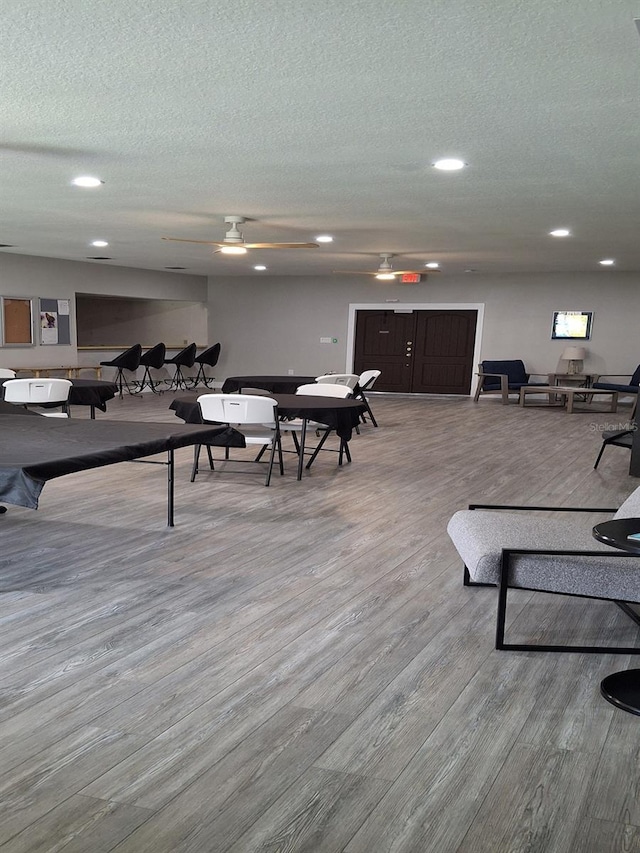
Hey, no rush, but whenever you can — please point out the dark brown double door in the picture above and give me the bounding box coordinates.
[353,309,477,394]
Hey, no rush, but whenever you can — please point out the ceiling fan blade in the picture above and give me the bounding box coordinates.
[162,237,220,244]
[243,242,319,249]
[332,270,380,275]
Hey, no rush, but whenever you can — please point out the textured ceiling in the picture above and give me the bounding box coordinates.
[3,0,640,277]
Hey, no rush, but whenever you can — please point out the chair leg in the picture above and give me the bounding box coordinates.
[134,366,164,394]
[305,429,333,469]
[594,442,608,469]
[191,445,201,482]
[358,395,378,427]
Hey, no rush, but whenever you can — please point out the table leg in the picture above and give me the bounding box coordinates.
[565,392,574,414]
[167,449,174,527]
[297,419,307,480]
[610,392,618,412]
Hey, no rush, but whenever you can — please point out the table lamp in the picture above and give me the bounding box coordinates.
[561,346,586,375]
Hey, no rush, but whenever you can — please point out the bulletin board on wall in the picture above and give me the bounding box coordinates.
[39,298,71,345]
[1,297,35,346]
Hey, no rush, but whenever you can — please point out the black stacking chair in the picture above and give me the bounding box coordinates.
[164,342,197,391]
[193,343,221,388]
[135,342,166,394]
[99,344,142,398]
[594,426,635,469]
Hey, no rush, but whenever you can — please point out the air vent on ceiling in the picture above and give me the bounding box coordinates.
[0,244,15,248]
[165,266,187,270]
[86,256,112,260]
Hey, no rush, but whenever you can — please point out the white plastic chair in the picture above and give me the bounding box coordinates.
[298,383,353,399]
[0,368,16,379]
[280,383,353,468]
[191,393,283,486]
[356,368,381,427]
[3,378,72,417]
[315,373,359,389]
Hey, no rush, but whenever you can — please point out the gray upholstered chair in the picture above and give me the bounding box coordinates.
[447,487,640,653]
[592,365,640,417]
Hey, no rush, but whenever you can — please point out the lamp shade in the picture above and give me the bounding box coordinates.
[561,346,586,361]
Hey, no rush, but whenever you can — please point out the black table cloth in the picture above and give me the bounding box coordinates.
[170,393,365,442]
[67,378,119,412]
[0,414,244,522]
[221,375,317,395]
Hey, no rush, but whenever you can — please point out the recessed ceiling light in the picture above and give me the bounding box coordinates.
[90,240,109,247]
[549,228,571,237]
[254,265,267,271]
[433,158,466,171]
[315,235,333,243]
[599,258,615,266]
[72,176,104,188]
[425,262,440,269]
[219,245,247,255]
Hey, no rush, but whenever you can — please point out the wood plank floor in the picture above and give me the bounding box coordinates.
[1,389,639,852]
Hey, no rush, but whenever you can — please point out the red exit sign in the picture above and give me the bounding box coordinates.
[400,273,421,283]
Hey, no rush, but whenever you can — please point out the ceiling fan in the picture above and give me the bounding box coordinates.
[333,254,440,280]
[162,215,319,255]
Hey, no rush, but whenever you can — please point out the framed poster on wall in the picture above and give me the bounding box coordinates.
[551,310,592,340]
[1,297,34,346]
[39,298,71,345]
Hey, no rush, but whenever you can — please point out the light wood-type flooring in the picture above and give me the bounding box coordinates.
[1,389,640,852]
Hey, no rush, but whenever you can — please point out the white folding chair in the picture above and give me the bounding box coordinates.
[191,393,283,486]
[280,382,353,468]
[0,368,16,379]
[3,378,72,417]
[315,373,359,389]
[356,368,381,427]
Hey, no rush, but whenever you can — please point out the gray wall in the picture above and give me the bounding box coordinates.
[208,271,640,382]
[2,249,638,389]
[0,252,207,369]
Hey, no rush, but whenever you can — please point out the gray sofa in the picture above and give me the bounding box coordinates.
[447,487,640,652]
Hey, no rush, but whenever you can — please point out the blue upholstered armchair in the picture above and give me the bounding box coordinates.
[473,359,549,405]
[592,365,640,416]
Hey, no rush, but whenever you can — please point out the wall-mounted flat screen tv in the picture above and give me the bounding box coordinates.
[551,310,592,340]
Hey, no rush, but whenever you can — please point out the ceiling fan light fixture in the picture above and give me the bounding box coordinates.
[219,245,248,255]
[315,234,333,243]
[433,158,466,171]
[549,228,571,237]
[376,273,396,280]
[72,176,104,187]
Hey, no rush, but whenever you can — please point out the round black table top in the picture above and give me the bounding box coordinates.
[221,375,317,394]
[170,393,366,441]
[592,518,640,554]
[593,517,640,716]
